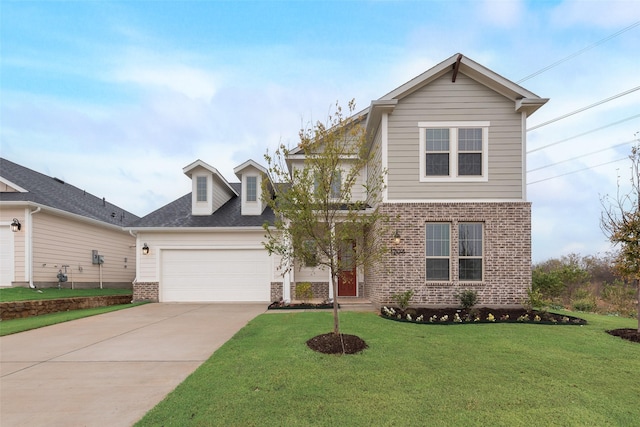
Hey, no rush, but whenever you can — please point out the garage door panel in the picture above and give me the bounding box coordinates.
[161,249,271,302]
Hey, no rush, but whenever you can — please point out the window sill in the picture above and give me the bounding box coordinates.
[420,176,488,183]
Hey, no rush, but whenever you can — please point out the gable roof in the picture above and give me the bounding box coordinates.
[0,157,140,226]
[233,159,268,178]
[127,182,274,229]
[183,159,238,197]
[289,53,548,154]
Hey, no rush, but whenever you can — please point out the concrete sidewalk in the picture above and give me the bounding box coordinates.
[0,303,266,427]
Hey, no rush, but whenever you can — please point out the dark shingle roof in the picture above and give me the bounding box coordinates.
[128,183,274,228]
[0,158,140,226]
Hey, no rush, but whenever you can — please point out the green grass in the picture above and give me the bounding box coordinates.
[137,310,639,427]
[0,303,146,336]
[0,287,132,302]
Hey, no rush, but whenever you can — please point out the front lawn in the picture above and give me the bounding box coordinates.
[0,287,132,302]
[0,303,146,336]
[137,310,639,426]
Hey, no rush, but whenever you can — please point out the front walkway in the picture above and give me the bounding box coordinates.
[0,303,266,427]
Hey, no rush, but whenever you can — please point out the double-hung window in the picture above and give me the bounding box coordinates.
[459,223,483,281]
[419,122,489,182]
[425,223,450,281]
[246,176,257,202]
[314,170,342,199]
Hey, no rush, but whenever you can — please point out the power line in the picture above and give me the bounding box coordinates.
[527,86,640,132]
[517,21,640,83]
[527,114,640,153]
[527,139,636,173]
[527,157,627,185]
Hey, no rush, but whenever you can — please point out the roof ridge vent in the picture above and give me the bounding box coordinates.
[53,177,65,184]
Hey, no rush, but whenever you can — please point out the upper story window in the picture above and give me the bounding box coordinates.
[419,121,489,182]
[196,176,207,202]
[314,170,342,199]
[246,176,257,202]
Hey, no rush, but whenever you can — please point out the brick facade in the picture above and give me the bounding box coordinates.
[365,202,531,307]
[132,281,159,302]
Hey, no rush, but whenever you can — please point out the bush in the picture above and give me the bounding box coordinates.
[391,290,414,310]
[571,297,596,312]
[523,288,546,310]
[601,281,637,317]
[295,282,313,303]
[455,289,478,310]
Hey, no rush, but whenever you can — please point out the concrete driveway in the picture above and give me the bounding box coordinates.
[0,303,266,427]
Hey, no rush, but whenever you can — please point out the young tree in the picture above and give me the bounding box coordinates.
[600,141,640,333]
[262,100,389,337]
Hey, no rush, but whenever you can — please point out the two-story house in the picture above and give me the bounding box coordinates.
[128,53,547,306]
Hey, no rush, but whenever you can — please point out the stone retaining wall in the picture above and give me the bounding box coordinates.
[0,295,133,320]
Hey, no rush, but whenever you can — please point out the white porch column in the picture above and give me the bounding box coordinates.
[283,267,291,302]
[282,228,292,302]
[328,221,335,300]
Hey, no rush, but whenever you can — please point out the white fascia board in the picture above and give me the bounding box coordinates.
[0,176,28,192]
[126,226,269,233]
[233,159,268,177]
[1,201,132,232]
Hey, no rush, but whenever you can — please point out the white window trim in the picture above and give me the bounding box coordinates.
[419,121,490,183]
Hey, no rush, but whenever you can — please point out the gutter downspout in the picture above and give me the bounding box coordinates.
[28,207,41,288]
[128,230,138,286]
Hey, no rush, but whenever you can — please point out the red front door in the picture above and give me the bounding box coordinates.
[338,240,357,296]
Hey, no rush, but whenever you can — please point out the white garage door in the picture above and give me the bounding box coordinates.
[161,249,271,302]
[0,226,15,287]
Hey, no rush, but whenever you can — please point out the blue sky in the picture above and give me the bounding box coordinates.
[2,0,639,263]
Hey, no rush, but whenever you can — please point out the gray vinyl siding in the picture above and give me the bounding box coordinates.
[387,71,524,200]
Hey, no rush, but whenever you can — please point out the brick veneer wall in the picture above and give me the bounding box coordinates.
[132,282,159,302]
[270,282,283,301]
[365,202,531,307]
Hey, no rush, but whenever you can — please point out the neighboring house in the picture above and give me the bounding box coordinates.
[128,53,547,306]
[0,158,139,288]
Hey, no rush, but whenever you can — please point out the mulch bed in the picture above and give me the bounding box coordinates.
[606,328,640,343]
[381,306,587,325]
[306,333,368,355]
[268,301,336,310]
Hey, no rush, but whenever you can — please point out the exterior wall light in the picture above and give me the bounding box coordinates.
[394,230,401,244]
[10,218,21,232]
[142,243,149,255]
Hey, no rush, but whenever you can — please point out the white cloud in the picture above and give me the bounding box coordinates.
[477,0,525,28]
[550,0,640,28]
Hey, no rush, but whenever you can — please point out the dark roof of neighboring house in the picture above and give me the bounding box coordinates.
[0,157,139,226]
[128,183,274,228]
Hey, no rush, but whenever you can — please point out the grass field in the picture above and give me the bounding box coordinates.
[0,287,132,302]
[136,310,639,426]
[0,302,145,336]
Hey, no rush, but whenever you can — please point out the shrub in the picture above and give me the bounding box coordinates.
[571,297,596,312]
[391,290,414,310]
[295,282,313,303]
[523,288,546,310]
[455,289,478,310]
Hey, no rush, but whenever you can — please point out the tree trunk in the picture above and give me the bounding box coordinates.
[332,274,340,335]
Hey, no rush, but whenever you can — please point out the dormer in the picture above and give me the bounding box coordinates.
[233,159,271,216]
[183,159,238,216]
